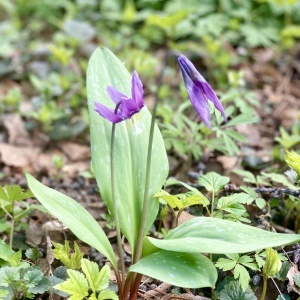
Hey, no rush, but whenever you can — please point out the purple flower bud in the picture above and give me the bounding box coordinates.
[178,55,227,128]
[94,70,144,123]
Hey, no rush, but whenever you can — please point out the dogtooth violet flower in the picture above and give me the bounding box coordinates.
[94,70,144,123]
[178,54,227,128]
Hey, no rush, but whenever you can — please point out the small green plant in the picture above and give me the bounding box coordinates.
[55,259,118,300]
[0,240,57,300]
[52,241,84,270]
[0,185,43,248]
[0,88,22,112]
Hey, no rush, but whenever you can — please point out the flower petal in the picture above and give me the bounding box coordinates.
[189,83,211,128]
[106,86,128,104]
[94,101,123,123]
[118,99,141,119]
[178,55,195,89]
[201,82,227,122]
[131,70,144,108]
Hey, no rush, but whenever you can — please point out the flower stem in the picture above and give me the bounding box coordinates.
[132,50,169,264]
[111,108,125,295]
[132,93,158,264]
[261,274,267,300]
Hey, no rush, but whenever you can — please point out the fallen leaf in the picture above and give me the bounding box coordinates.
[59,142,90,162]
[62,161,90,177]
[2,114,31,146]
[0,143,40,168]
[287,263,300,294]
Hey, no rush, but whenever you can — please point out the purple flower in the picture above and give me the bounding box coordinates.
[178,54,227,128]
[94,70,144,123]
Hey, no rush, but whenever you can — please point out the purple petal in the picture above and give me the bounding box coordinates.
[189,84,211,128]
[201,82,227,122]
[94,101,123,123]
[118,99,140,119]
[178,55,195,89]
[131,70,144,108]
[106,86,128,105]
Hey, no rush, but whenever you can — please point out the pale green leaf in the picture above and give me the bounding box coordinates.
[81,259,110,292]
[262,172,298,190]
[146,217,300,254]
[130,249,217,288]
[234,264,250,291]
[255,254,265,268]
[263,248,282,278]
[240,186,257,198]
[87,47,168,252]
[215,258,237,271]
[238,255,253,264]
[98,289,119,300]
[198,172,229,193]
[0,267,20,286]
[182,195,210,207]
[255,198,266,209]
[26,174,117,269]
[55,269,89,300]
[0,289,9,298]
[52,241,83,269]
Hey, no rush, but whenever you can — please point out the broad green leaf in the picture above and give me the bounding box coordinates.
[146,217,300,254]
[55,269,89,300]
[130,249,217,288]
[220,281,257,300]
[98,289,119,300]
[87,47,168,252]
[26,174,117,269]
[198,172,229,193]
[81,259,110,292]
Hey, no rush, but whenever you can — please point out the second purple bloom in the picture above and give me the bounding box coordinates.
[178,54,227,128]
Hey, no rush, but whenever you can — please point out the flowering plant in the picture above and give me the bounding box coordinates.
[26,48,300,299]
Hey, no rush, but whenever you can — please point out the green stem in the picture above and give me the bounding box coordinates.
[111,119,125,296]
[132,95,158,264]
[132,51,169,264]
[9,200,15,248]
[210,190,215,217]
[261,274,267,300]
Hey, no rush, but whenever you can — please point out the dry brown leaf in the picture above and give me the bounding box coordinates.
[216,156,238,171]
[25,220,44,246]
[0,143,40,168]
[175,210,196,226]
[2,114,31,146]
[62,161,90,177]
[236,124,261,147]
[287,262,300,294]
[59,142,90,162]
